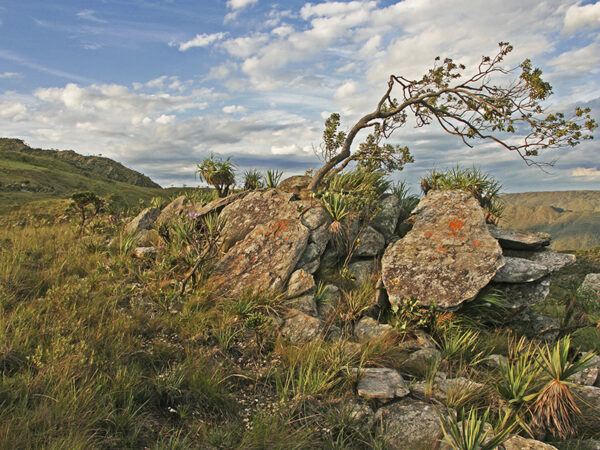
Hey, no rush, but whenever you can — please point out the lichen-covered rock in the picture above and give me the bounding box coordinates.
[354,316,395,341]
[569,353,600,386]
[155,195,189,225]
[514,248,576,272]
[286,269,316,298]
[219,189,307,244]
[501,435,557,450]
[375,398,448,450]
[580,273,600,297]
[194,191,248,217]
[488,225,551,250]
[492,257,549,283]
[382,190,504,309]
[410,377,484,403]
[309,222,331,254]
[280,309,322,343]
[277,175,312,195]
[371,195,402,242]
[125,207,161,235]
[213,219,309,296]
[351,367,409,400]
[354,226,386,257]
[289,294,317,316]
[300,205,330,231]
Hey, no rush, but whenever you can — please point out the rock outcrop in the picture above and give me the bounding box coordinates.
[382,190,505,309]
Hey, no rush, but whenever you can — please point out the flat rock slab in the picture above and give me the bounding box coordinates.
[492,256,549,283]
[213,219,309,296]
[286,269,315,298]
[485,275,551,310]
[382,190,505,309]
[504,248,576,273]
[376,398,448,450]
[489,226,551,250]
[195,191,248,217]
[351,367,409,400]
[125,207,160,235]
[354,316,396,341]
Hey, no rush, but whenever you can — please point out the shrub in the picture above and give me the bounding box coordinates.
[196,154,236,197]
[243,169,263,190]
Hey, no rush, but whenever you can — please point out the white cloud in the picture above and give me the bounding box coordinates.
[222,105,247,114]
[178,32,227,51]
[572,167,600,178]
[271,144,301,155]
[227,0,258,11]
[76,10,107,24]
[222,34,269,58]
[272,25,294,38]
[0,72,20,79]
[548,42,600,76]
[563,2,600,34]
[0,101,27,121]
[333,80,358,100]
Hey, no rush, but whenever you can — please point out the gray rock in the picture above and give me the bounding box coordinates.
[398,330,437,352]
[286,269,316,298]
[375,398,447,450]
[298,258,320,275]
[484,354,508,370]
[300,205,331,231]
[277,175,312,195]
[501,435,557,449]
[351,367,409,400]
[521,248,575,272]
[354,226,386,257]
[155,195,189,225]
[488,225,551,250]
[580,273,600,297]
[125,207,160,235]
[411,377,484,403]
[346,259,377,285]
[401,348,441,374]
[213,219,310,296]
[371,195,402,242]
[486,275,551,310]
[569,353,600,387]
[288,294,317,316]
[132,246,158,259]
[354,316,395,341]
[317,284,341,319]
[296,242,321,270]
[508,308,559,341]
[493,256,549,283]
[320,246,341,269]
[280,309,323,343]
[382,190,505,309]
[309,222,331,254]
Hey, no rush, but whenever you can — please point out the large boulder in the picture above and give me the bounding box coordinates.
[277,175,312,195]
[354,226,386,257]
[155,195,189,225]
[125,207,161,235]
[212,219,310,296]
[371,195,402,242]
[382,190,505,309]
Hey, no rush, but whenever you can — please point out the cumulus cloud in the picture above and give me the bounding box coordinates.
[227,0,258,11]
[548,42,600,76]
[572,167,600,178]
[177,32,227,51]
[563,2,600,34]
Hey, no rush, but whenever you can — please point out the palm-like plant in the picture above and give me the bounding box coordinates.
[243,169,263,190]
[531,336,597,439]
[196,154,236,198]
[264,169,283,188]
[439,408,516,450]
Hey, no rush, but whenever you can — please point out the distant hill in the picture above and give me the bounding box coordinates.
[0,137,164,216]
[500,190,600,250]
[0,138,160,188]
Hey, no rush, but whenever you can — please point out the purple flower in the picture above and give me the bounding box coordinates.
[189,212,199,220]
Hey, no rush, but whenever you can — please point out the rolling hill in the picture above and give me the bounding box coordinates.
[500,190,600,250]
[0,137,164,216]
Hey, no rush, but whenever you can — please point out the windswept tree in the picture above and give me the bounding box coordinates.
[196,154,236,197]
[70,191,105,230]
[309,42,597,191]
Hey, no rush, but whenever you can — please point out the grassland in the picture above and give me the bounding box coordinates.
[501,191,600,250]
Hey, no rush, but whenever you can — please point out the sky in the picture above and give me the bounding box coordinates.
[0,0,599,193]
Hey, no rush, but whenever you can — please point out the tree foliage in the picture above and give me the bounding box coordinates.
[70,191,104,228]
[309,42,597,191]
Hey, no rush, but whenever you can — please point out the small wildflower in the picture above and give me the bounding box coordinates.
[189,212,199,220]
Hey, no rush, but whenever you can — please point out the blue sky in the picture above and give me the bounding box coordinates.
[0,0,599,192]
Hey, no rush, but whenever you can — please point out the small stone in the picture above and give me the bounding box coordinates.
[354,316,395,341]
[501,435,558,450]
[298,258,320,275]
[351,367,410,400]
[353,226,386,257]
[488,225,551,250]
[286,269,316,298]
[133,246,158,259]
[492,257,549,283]
[401,348,441,374]
[280,309,323,344]
[288,294,317,316]
[346,259,377,285]
[569,353,600,387]
[375,398,449,450]
[300,205,331,231]
[580,273,600,297]
[484,354,508,370]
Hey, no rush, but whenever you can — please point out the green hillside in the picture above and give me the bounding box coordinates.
[500,190,600,250]
[0,138,164,217]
